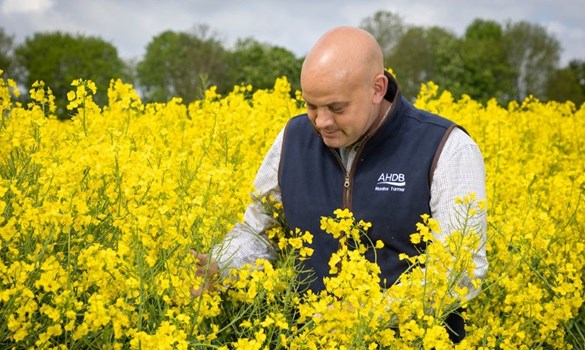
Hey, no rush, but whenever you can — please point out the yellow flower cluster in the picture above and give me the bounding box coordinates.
[0,71,583,349]
[416,83,585,349]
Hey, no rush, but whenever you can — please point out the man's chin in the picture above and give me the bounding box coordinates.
[322,136,349,148]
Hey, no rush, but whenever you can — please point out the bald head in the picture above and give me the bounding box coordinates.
[301,26,384,88]
[299,26,389,148]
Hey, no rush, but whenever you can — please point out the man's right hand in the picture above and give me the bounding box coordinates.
[190,251,219,297]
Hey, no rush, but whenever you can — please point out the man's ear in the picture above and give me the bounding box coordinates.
[372,73,388,104]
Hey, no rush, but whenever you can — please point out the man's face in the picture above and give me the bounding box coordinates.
[302,71,378,148]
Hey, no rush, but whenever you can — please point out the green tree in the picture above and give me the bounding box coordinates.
[503,20,561,101]
[445,19,514,103]
[387,26,458,100]
[0,28,15,77]
[14,31,127,117]
[227,38,302,94]
[136,25,228,103]
[360,10,407,66]
[546,59,585,106]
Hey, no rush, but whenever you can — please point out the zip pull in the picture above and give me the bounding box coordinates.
[344,173,350,188]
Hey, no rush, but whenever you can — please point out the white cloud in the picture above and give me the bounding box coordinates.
[1,0,54,14]
[547,21,585,42]
[0,0,583,64]
[546,20,585,64]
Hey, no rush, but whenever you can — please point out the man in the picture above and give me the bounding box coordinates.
[193,26,488,343]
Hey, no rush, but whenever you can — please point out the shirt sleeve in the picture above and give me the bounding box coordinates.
[210,128,285,276]
[429,127,488,300]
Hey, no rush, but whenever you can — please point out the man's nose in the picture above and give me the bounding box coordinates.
[314,109,334,129]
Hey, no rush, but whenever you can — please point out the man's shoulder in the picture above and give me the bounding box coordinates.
[287,113,310,125]
[446,127,478,148]
[400,98,454,130]
[407,109,454,129]
[284,114,313,134]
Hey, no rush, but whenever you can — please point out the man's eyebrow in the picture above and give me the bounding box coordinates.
[328,102,349,109]
[303,99,349,109]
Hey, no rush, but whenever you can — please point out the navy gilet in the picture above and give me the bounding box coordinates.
[278,80,455,292]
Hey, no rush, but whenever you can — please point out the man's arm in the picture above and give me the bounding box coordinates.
[429,127,488,300]
[209,128,285,276]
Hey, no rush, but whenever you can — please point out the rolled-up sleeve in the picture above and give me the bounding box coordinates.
[211,129,285,276]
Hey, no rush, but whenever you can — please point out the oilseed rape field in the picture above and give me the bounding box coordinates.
[0,71,584,349]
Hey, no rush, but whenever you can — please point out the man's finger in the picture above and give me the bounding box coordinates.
[191,280,215,297]
[190,284,205,297]
[190,286,201,297]
[190,251,219,276]
[190,250,209,265]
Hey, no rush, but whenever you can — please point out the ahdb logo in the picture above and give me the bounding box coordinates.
[375,172,406,192]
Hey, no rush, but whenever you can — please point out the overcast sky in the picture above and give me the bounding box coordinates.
[1,0,584,66]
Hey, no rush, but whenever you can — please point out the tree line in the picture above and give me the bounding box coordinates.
[1,11,584,119]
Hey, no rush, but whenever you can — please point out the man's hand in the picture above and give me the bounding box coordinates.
[190,250,219,297]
